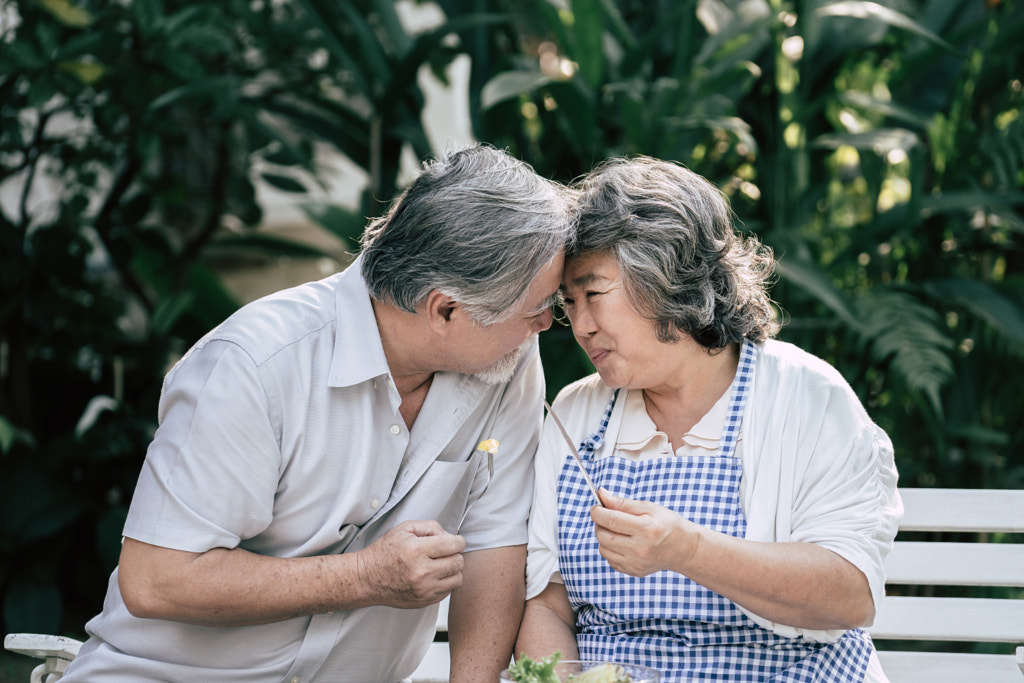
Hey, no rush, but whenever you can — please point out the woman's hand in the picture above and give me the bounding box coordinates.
[590,488,703,577]
[590,488,875,629]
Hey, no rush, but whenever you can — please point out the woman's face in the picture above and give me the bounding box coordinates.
[561,251,692,391]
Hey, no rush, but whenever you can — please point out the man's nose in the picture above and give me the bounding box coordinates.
[533,307,554,332]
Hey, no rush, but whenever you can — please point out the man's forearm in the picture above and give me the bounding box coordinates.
[118,538,375,626]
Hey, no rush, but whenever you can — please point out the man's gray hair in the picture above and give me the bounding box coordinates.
[360,145,574,325]
[571,156,778,348]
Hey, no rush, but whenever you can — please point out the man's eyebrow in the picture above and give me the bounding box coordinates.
[526,291,560,315]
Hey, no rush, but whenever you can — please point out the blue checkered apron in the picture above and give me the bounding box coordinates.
[557,340,874,682]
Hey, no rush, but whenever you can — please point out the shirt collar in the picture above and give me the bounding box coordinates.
[328,254,392,388]
[615,385,733,453]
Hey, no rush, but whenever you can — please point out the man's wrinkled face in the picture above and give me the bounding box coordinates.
[451,252,564,383]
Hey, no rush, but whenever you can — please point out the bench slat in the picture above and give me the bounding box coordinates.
[875,651,1024,683]
[410,642,450,683]
[885,541,1024,587]
[898,488,1024,533]
[869,596,1024,642]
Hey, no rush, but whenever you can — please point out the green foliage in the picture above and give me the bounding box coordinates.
[0,0,470,636]
[448,0,1024,495]
[2,0,1022,648]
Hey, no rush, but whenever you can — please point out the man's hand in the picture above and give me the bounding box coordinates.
[590,488,700,577]
[355,520,466,608]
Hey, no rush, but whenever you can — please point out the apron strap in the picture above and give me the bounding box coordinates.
[718,339,757,459]
[577,388,619,462]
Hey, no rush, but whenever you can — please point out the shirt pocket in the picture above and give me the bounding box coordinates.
[338,449,490,553]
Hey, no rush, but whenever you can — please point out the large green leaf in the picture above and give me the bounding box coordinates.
[0,416,36,454]
[924,278,1024,348]
[148,75,244,112]
[569,0,604,89]
[149,291,197,337]
[260,172,308,194]
[812,128,921,154]
[815,1,961,55]
[774,256,860,329]
[853,290,955,416]
[619,2,693,78]
[210,233,336,260]
[380,13,512,113]
[291,0,372,98]
[257,96,371,168]
[837,91,932,129]
[481,70,552,109]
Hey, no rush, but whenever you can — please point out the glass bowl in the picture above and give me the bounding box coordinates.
[499,659,661,682]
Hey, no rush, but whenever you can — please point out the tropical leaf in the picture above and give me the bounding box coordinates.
[815,1,961,55]
[812,128,921,154]
[210,233,336,260]
[663,115,759,157]
[380,13,512,110]
[481,70,552,109]
[291,0,372,97]
[148,76,244,112]
[148,291,197,337]
[0,416,36,454]
[774,256,860,329]
[618,2,690,77]
[837,91,932,128]
[923,278,1024,349]
[918,189,1024,216]
[569,0,605,89]
[853,290,955,416]
[260,172,307,194]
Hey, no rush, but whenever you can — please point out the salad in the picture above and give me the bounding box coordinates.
[505,652,634,683]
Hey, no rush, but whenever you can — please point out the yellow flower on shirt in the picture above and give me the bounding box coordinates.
[476,439,499,455]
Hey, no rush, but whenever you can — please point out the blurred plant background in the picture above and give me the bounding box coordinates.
[1,0,1021,669]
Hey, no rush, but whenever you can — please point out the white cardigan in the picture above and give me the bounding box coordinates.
[526,339,903,646]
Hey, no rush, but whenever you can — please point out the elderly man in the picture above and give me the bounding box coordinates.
[61,145,574,682]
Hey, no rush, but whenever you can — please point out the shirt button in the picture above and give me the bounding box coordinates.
[389,424,400,435]
[371,498,380,509]
[372,380,378,390]
[290,677,300,683]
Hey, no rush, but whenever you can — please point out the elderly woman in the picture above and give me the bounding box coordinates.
[517,157,901,682]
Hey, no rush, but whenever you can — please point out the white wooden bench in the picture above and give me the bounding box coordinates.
[410,594,450,683]
[7,488,1023,682]
[2,602,453,683]
[868,487,1024,682]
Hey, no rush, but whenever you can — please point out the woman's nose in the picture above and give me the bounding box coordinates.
[569,304,596,337]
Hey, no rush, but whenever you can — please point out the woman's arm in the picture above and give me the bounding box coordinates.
[591,490,874,631]
[514,582,580,662]
[448,546,526,683]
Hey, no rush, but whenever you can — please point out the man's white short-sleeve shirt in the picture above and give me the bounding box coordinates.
[63,257,544,683]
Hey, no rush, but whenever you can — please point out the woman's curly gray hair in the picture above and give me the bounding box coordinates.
[570,156,778,349]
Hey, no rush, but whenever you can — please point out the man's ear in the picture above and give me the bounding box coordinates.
[423,289,458,334]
